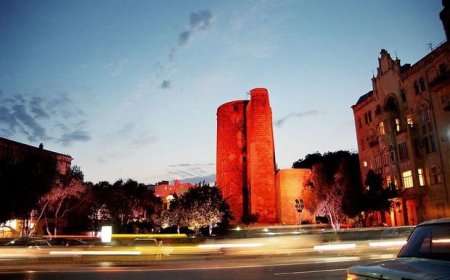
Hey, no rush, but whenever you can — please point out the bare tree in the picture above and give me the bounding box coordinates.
[309,162,347,230]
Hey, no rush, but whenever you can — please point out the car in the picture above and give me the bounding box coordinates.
[4,238,51,247]
[47,238,88,247]
[347,218,450,280]
[129,238,159,246]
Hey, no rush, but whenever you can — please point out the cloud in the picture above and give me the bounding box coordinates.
[156,9,213,91]
[161,80,171,89]
[275,110,320,128]
[0,91,90,146]
[169,9,213,60]
[116,122,159,145]
[105,59,129,77]
[166,162,215,181]
[59,128,91,146]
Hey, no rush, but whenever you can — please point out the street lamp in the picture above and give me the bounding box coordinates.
[295,199,304,225]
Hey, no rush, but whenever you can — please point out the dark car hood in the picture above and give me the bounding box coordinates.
[349,258,450,280]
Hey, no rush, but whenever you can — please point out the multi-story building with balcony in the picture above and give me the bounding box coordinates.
[352,1,450,226]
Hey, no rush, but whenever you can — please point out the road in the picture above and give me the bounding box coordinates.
[0,257,369,280]
[0,227,410,279]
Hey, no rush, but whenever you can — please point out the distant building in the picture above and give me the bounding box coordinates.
[153,180,195,209]
[0,137,72,175]
[216,88,312,225]
[351,1,450,226]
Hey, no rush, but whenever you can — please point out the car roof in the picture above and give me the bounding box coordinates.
[418,218,450,226]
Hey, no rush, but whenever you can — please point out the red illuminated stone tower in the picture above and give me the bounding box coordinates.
[216,100,249,222]
[216,88,277,224]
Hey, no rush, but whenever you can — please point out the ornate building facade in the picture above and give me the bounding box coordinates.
[352,1,450,225]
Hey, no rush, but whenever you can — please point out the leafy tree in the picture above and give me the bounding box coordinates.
[0,153,58,235]
[292,152,322,169]
[160,194,188,234]
[293,151,364,230]
[162,183,232,235]
[360,169,397,225]
[35,166,87,236]
[85,181,114,235]
[86,179,162,234]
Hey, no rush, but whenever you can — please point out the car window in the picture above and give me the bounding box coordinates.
[398,223,450,261]
[131,239,158,246]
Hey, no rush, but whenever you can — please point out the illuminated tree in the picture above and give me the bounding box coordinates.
[310,162,347,230]
[160,194,189,234]
[161,183,232,235]
[294,151,364,229]
[36,166,87,236]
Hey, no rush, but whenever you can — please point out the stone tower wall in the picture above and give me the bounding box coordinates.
[246,88,277,223]
[216,100,248,222]
[276,168,312,225]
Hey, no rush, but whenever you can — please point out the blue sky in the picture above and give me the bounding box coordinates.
[0,0,445,184]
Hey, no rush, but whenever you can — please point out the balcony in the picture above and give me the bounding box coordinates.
[429,71,450,91]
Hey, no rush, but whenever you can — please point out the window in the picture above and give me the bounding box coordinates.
[401,90,407,102]
[419,105,430,122]
[407,116,414,128]
[414,78,426,94]
[378,121,385,136]
[423,137,431,154]
[414,81,420,95]
[403,170,413,188]
[395,118,401,132]
[398,142,409,161]
[363,161,368,167]
[419,78,426,92]
[364,111,372,124]
[430,167,441,185]
[418,168,425,186]
[389,145,396,162]
[386,175,397,188]
[430,135,437,152]
[439,63,447,75]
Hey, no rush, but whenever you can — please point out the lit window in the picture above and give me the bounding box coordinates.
[363,161,368,167]
[395,118,401,132]
[418,168,425,186]
[403,170,413,188]
[378,121,385,135]
[407,116,414,128]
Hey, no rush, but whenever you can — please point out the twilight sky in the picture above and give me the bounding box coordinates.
[0,0,445,184]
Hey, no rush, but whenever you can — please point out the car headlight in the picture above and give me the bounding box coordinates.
[346,273,359,280]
